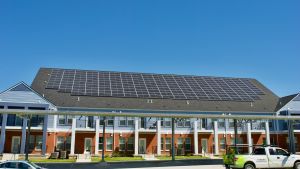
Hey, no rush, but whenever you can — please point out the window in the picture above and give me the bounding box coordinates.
[219,119,225,128]
[184,120,191,127]
[87,116,94,128]
[100,117,114,126]
[107,117,114,126]
[18,162,31,169]
[29,135,35,150]
[58,115,72,125]
[35,135,43,150]
[99,137,103,150]
[31,115,44,126]
[220,138,226,150]
[127,137,134,151]
[229,119,234,128]
[56,136,65,151]
[3,162,17,168]
[127,117,134,126]
[185,138,191,151]
[119,137,126,151]
[177,121,184,127]
[161,138,164,151]
[106,137,113,151]
[201,119,207,129]
[166,138,171,150]
[119,117,127,126]
[164,118,171,127]
[56,136,71,151]
[253,148,266,155]
[276,149,288,155]
[269,148,276,155]
[177,138,184,149]
[66,136,71,151]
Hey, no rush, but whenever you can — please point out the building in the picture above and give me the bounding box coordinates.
[0,67,299,158]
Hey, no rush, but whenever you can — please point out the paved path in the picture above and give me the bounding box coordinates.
[120,165,223,169]
[38,159,224,169]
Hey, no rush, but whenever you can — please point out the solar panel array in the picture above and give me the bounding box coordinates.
[46,68,265,101]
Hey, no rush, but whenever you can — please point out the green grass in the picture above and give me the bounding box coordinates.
[92,156,144,162]
[156,155,209,160]
[29,158,76,163]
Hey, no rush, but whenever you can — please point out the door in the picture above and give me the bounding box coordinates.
[84,138,92,154]
[11,136,20,154]
[275,148,293,168]
[268,147,282,168]
[139,138,146,154]
[252,148,269,168]
[201,139,208,154]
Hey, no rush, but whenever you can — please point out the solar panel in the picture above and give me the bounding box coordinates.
[46,68,265,101]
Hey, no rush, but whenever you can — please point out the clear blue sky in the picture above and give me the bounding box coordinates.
[0,1,299,97]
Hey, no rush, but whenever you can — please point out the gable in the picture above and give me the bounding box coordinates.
[0,82,55,107]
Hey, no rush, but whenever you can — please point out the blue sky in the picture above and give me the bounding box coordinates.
[0,0,299,97]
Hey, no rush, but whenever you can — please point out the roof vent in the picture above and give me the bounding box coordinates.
[250,102,253,107]
[77,97,80,101]
[147,99,153,103]
[186,100,190,105]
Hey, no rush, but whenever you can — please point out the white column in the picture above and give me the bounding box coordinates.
[265,121,270,145]
[213,121,219,155]
[70,117,76,155]
[0,114,8,154]
[134,117,139,156]
[42,115,48,155]
[20,117,27,154]
[247,122,252,154]
[156,119,161,155]
[95,118,100,155]
[194,120,199,155]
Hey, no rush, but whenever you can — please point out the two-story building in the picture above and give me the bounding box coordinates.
[0,67,298,158]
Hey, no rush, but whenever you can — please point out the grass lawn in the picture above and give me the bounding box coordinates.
[156,155,209,160]
[29,158,76,163]
[92,156,144,162]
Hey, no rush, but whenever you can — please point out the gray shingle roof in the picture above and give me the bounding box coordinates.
[31,68,279,113]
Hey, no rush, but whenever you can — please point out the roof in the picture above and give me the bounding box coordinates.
[274,94,299,112]
[0,81,55,109]
[31,67,279,113]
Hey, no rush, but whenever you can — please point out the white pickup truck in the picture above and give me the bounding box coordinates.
[224,146,300,169]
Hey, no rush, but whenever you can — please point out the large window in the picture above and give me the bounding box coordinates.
[56,136,65,151]
[165,138,171,150]
[161,138,164,151]
[185,138,191,151]
[29,135,35,150]
[58,115,72,126]
[220,138,226,150]
[99,137,103,150]
[119,137,126,151]
[127,137,134,151]
[35,136,43,150]
[56,136,71,151]
[177,138,184,149]
[106,137,113,151]
[28,135,43,151]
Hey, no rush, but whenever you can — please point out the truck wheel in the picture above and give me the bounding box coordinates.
[294,162,300,169]
[244,163,255,169]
